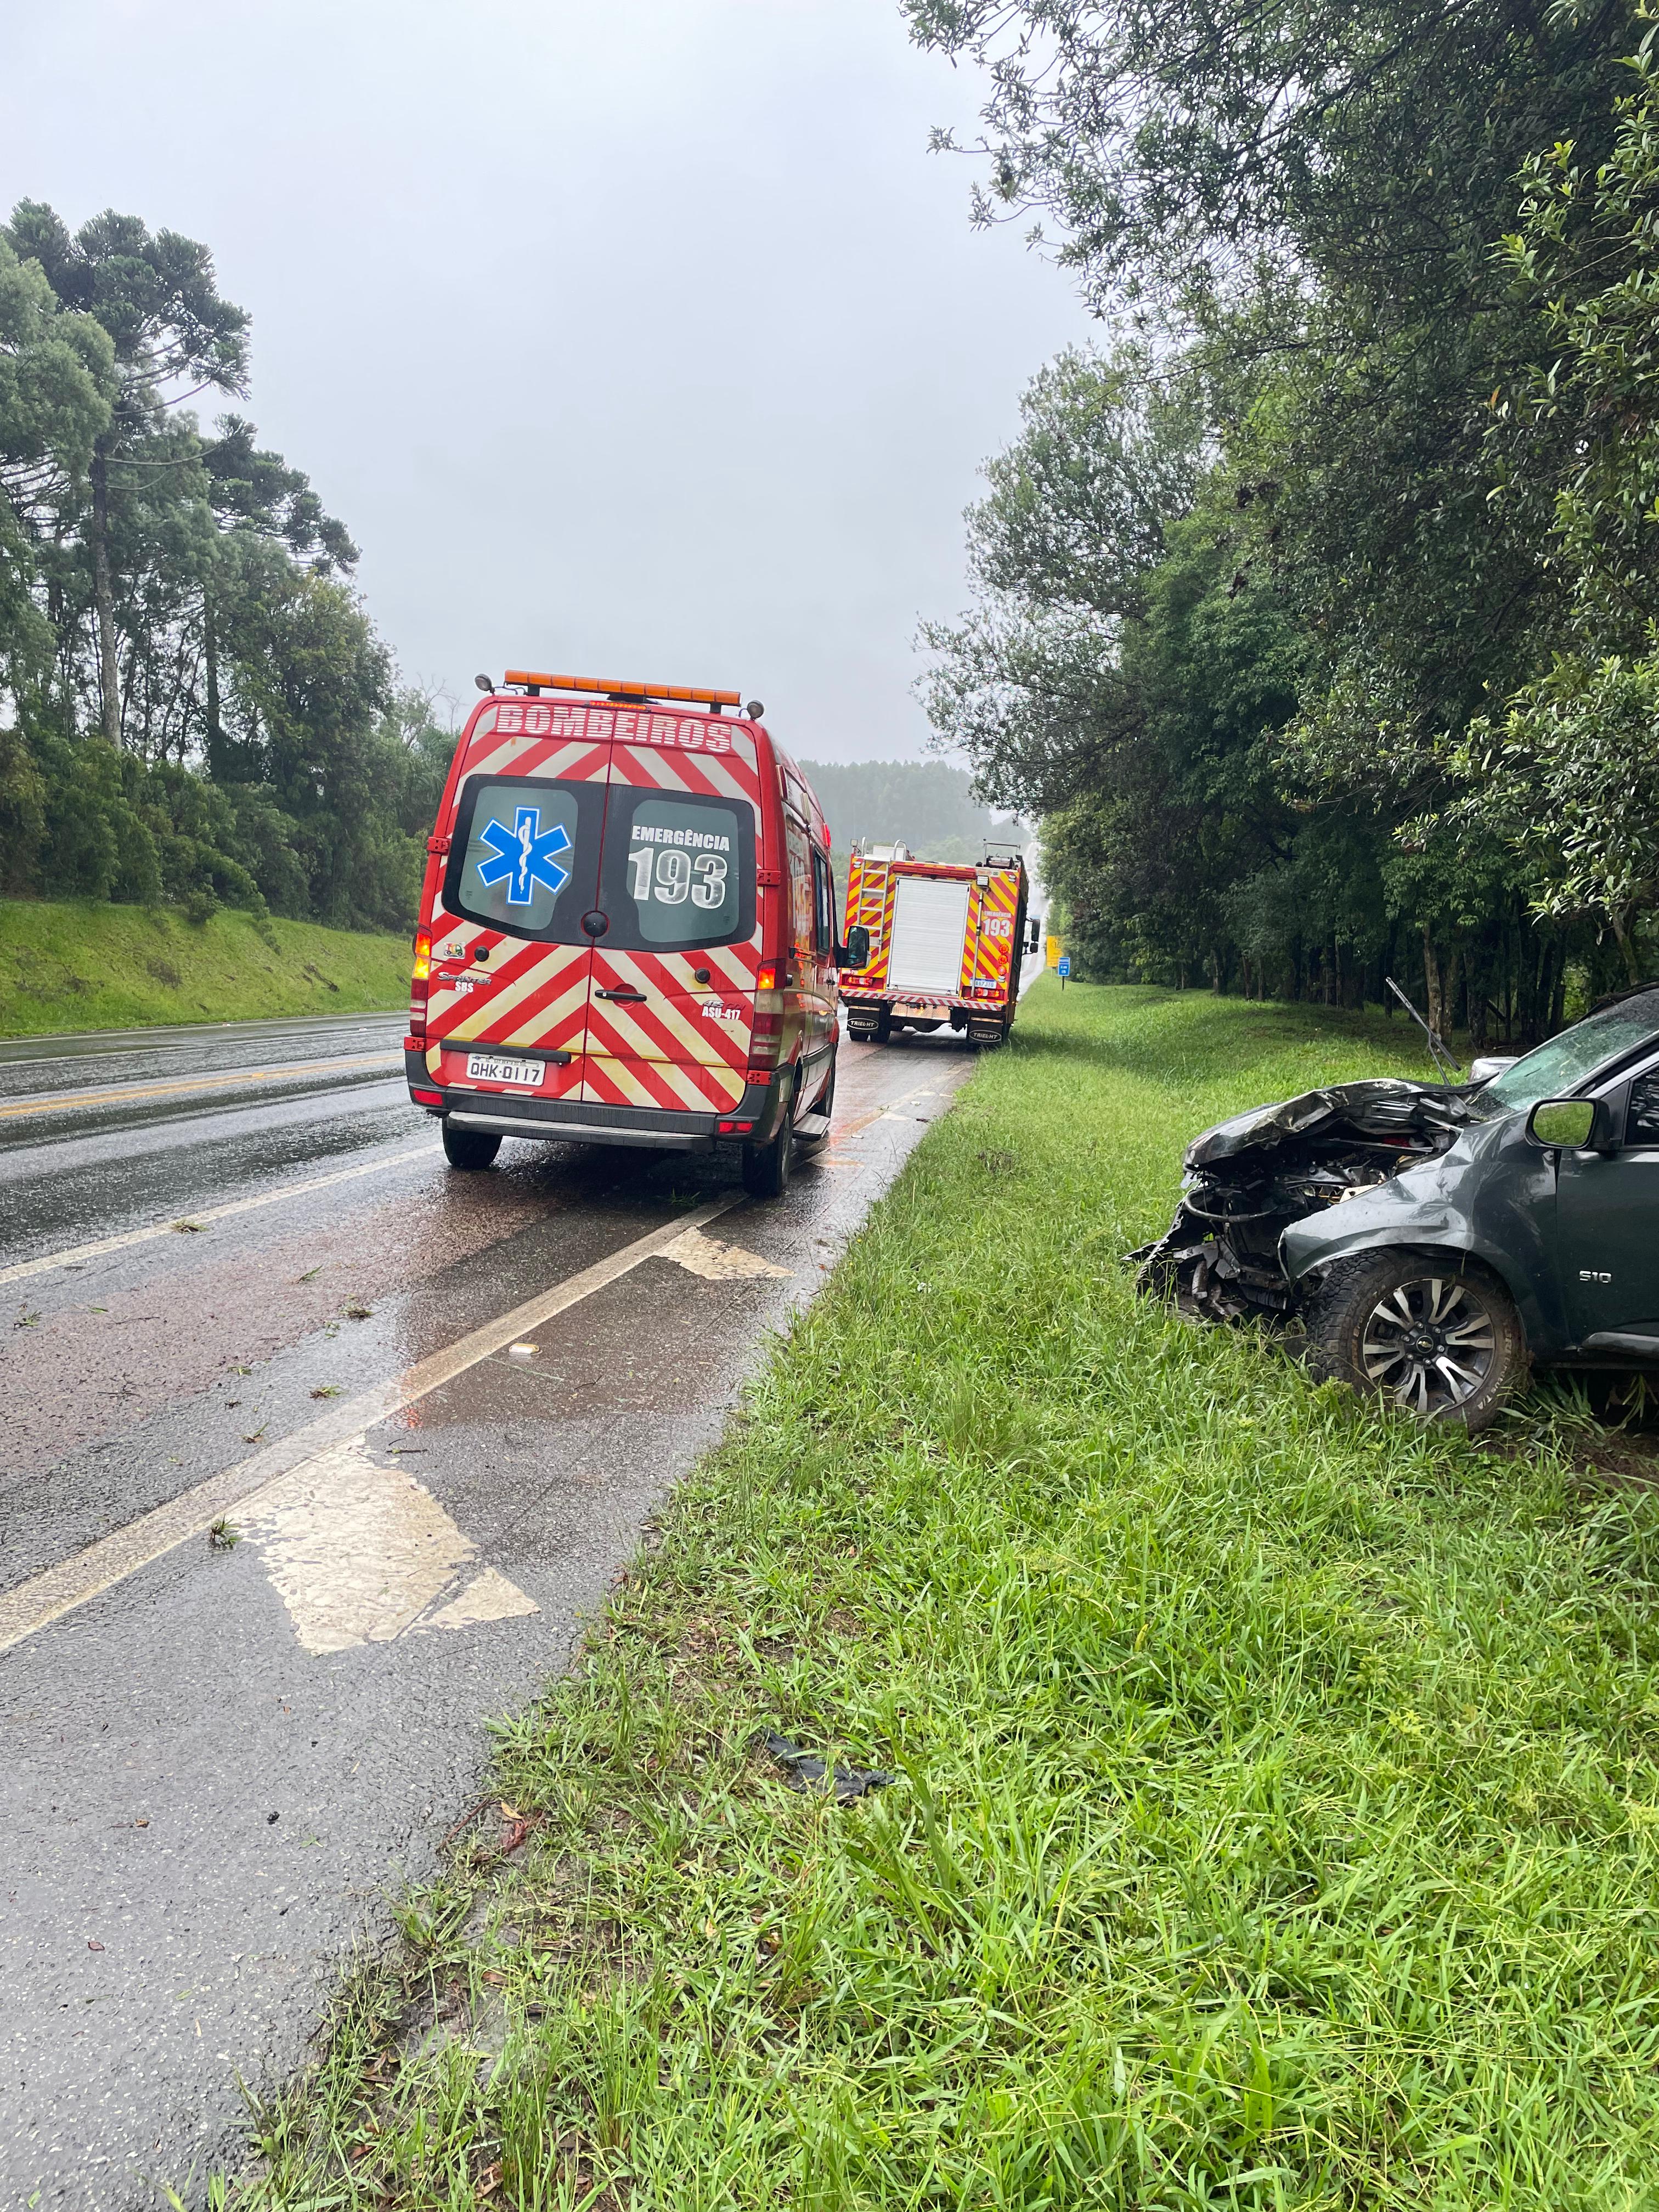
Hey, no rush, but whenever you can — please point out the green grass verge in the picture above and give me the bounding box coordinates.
[233,984,1659,2210]
[0,899,411,1036]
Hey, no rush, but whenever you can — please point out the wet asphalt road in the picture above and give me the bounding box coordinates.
[0,1013,975,2209]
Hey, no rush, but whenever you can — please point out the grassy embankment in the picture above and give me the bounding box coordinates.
[0,898,411,1036]
[235,983,1659,2209]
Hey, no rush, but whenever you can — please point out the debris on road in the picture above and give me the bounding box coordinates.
[759,1729,895,1803]
[170,1218,205,1234]
[207,1518,240,1551]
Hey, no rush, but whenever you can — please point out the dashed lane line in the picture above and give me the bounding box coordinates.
[0,1195,741,1657]
[0,1052,399,1121]
[0,1140,441,1288]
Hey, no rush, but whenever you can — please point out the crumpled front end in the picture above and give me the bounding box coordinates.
[1131,1079,1473,1324]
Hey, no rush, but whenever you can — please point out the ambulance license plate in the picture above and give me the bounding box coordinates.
[465,1052,539,1087]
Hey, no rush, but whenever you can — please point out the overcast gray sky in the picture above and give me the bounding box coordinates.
[3,0,1091,762]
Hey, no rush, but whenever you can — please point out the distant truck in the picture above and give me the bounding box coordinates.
[838,843,1038,1046]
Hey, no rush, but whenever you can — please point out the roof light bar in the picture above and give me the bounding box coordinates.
[502,669,743,708]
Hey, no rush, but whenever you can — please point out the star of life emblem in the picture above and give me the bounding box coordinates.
[476,806,573,906]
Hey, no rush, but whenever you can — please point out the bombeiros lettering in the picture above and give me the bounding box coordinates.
[492,701,731,754]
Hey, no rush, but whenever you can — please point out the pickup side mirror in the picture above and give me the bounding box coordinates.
[837,923,871,972]
[1527,1096,1618,1152]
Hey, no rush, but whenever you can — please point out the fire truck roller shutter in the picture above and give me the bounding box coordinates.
[887,877,973,995]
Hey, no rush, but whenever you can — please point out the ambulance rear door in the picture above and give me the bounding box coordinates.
[583,719,763,1111]
[423,703,612,1101]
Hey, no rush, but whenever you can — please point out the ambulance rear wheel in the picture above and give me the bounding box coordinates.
[442,1121,501,1171]
[742,1114,793,1199]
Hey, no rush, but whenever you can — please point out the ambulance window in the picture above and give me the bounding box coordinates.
[605,791,755,951]
[443,775,600,941]
[810,848,834,955]
[785,819,812,952]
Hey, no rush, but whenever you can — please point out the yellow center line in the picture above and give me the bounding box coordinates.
[0,1053,400,1120]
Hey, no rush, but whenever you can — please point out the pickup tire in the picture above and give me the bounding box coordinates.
[442,1122,501,1171]
[1302,1249,1526,1432]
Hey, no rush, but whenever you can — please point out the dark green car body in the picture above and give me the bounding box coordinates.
[1282,987,1659,1368]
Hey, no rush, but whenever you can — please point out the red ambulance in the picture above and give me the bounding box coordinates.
[404,670,868,1198]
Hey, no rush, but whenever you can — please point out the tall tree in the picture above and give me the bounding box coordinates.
[0,233,113,688]
[3,202,248,749]
[199,415,358,780]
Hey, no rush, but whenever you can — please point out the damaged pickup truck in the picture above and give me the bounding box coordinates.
[1134,986,1659,1430]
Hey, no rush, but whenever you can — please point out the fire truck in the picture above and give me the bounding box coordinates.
[838,843,1038,1046]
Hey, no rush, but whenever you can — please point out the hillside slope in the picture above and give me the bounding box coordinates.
[0,900,411,1036]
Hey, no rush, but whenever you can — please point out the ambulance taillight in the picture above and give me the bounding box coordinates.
[410,924,432,1041]
[746,960,785,1076]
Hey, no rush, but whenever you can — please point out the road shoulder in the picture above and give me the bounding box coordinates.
[220,982,1659,2209]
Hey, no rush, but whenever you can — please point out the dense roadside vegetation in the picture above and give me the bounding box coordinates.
[0,203,454,934]
[911,2,1659,1044]
[0,899,409,1035]
[227,984,1659,2208]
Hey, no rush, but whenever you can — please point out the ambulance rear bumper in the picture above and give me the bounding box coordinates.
[405,1051,778,1151]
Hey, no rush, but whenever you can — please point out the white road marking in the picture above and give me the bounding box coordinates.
[0,1141,441,1288]
[0,1195,740,1657]
[240,1437,536,1654]
[424,1565,539,1633]
[659,1226,792,1280]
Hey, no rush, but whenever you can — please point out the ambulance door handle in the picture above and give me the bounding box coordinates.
[596,987,646,1002]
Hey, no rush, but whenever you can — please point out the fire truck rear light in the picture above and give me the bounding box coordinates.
[717,1118,755,1135]
[403,1033,422,1053]
[754,961,780,991]
[410,1087,443,1107]
[413,927,432,983]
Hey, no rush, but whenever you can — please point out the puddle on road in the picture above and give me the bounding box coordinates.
[241,1436,537,1654]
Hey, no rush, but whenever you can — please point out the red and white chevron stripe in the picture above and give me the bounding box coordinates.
[420,706,765,1116]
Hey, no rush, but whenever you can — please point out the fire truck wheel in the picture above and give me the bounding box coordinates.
[741,1103,794,1199]
[442,1121,501,1171]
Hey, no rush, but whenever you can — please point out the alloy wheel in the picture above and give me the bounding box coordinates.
[1358,1274,1497,1417]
